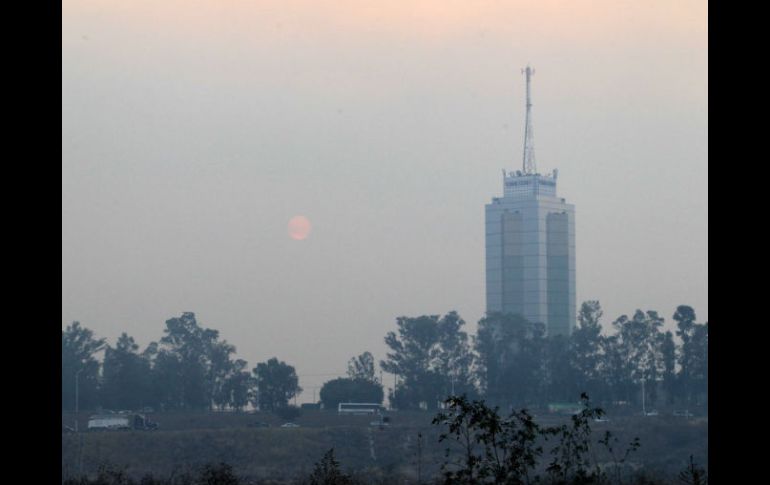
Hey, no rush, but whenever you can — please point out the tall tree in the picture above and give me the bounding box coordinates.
[641,311,665,407]
[100,333,153,410]
[381,312,475,410]
[609,310,665,408]
[571,301,606,402]
[660,330,677,406]
[598,333,629,405]
[435,311,477,399]
[542,335,578,403]
[616,310,665,408]
[674,305,699,406]
[252,357,302,412]
[347,351,377,383]
[62,322,106,411]
[689,321,708,407]
[219,359,255,411]
[154,313,210,409]
[154,312,236,410]
[208,339,238,410]
[475,312,546,408]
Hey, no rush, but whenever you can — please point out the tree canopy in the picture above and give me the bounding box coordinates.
[253,357,302,412]
[62,303,707,415]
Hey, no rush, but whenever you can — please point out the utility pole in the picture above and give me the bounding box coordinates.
[417,432,423,484]
[641,378,646,415]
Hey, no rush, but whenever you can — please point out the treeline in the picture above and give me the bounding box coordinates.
[62,302,707,413]
[382,303,707,412]
[62,313,301,412]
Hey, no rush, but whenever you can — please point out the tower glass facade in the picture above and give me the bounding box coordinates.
[485,171,575,336]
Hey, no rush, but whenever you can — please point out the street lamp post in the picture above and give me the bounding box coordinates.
[74,367,85,476]
[393,373,398,410]
[75,368,84,432]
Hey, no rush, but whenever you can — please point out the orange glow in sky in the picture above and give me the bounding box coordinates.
[288,216,312,240]
[63,1,706,44]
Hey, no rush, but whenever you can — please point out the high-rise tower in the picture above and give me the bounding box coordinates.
[484,67,576,336]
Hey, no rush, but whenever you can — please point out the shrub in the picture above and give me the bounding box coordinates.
[307,449,354,485]
[275,405,301,421]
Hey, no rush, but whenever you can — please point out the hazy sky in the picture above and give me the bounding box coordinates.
[62,1,708,401]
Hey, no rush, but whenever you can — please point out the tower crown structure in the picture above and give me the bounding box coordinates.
[522,65,536,175]
[485,67,576,337]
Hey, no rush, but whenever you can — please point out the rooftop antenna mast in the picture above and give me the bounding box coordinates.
[521,65,537,175]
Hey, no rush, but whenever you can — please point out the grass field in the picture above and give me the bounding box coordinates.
[62,410,707,482]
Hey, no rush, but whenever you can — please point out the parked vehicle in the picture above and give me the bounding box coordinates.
[248,421,270,428]
[547,402,584,415]
[87,413,156,430]
[280,422,300,428]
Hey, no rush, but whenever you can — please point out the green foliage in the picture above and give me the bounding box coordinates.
[571,301,607,402]
[381,312,476,410]
[63,300,706,433]
[677,455,707,485]
[62,462,242,485]
[62,321,106,411]
[545,394,605,483]
[275,404,302,421]
[347,352,377,383]
[319,378,384,410]
[100,333,153,410]
[433,396,543,484]
[155,312,225,410]
[432,393,646,485]
[609,310,665,407]
[544,334,580,403]
[660,331,677,406]
[475,312,546,407]
[598,430,641,485]
[92,313,255,412]
[196,462,240,485]
[674,306,708,407]
[218,359,255,411]
[307,449,355,485]
[433,394,546,484]
[253,357,302,412]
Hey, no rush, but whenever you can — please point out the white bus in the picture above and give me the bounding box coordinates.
[337,402,383,415]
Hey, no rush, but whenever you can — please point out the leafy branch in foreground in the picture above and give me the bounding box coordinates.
[545,393,605,484]
[432,393,645,485]
[307,448,355,485]
[677,455,707,485]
